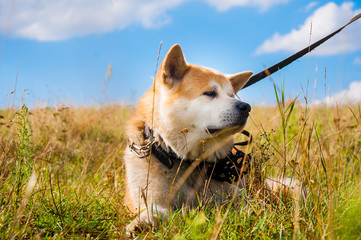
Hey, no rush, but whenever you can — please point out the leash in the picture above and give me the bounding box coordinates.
[243,13,361,89]
[125,13,361,181]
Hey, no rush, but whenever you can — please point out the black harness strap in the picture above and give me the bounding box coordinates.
[151,142,175,169]
[243,13,361,89]
[209,145,251,183]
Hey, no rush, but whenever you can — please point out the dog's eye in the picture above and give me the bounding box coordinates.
[203,91,217,98]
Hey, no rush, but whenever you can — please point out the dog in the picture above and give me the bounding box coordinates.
[123,44,255,233]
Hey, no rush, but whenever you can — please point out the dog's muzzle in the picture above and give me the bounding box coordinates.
[206,101,251,135]
[235,101,251,116]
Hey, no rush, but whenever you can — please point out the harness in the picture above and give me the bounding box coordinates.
[128,125,252,184]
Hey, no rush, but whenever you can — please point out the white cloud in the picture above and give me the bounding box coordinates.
[304,1,318,12]
[0,0,185,41]
[315,81,361,106]
[354,57,361,66]
[0,0,289,41]
[255,2,361,56]
[205,0,289,12]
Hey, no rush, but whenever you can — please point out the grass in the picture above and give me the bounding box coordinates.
[0,100,360,239]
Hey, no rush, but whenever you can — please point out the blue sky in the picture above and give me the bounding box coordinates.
[0,0,361,108]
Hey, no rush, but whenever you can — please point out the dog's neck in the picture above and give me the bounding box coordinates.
[144,124,234,163]
[138,124,251,184]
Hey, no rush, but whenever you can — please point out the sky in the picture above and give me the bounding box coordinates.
[0,0,361,109]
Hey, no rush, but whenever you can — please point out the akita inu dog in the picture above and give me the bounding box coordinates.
[124,44,255,233]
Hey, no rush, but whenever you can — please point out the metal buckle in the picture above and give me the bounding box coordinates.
[128,138,152,158]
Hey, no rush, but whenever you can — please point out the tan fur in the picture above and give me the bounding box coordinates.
[124,44,253,234]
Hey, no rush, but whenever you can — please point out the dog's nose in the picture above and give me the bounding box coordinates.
[236,102,251,113]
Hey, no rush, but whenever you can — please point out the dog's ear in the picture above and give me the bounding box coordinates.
[161,44,188,87]
[229,71,253,93]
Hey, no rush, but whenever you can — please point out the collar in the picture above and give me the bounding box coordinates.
[128,124,252,183]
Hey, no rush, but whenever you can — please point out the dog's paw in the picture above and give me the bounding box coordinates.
[126,219,145,238]
[265,177,307,201]
[126,208,168,237]
[126,214,151,237]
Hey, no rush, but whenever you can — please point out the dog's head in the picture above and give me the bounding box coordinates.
[150,44,252,160]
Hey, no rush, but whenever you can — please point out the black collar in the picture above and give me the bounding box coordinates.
[143,125,252,184]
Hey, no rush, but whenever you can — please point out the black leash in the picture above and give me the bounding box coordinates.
[243,13,361,89]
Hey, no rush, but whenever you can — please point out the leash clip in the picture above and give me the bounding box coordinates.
[128,138,153,158]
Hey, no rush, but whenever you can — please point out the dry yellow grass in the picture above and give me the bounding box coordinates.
[0,103,360,239]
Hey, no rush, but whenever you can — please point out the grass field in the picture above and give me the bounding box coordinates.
[0,99,360,239]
